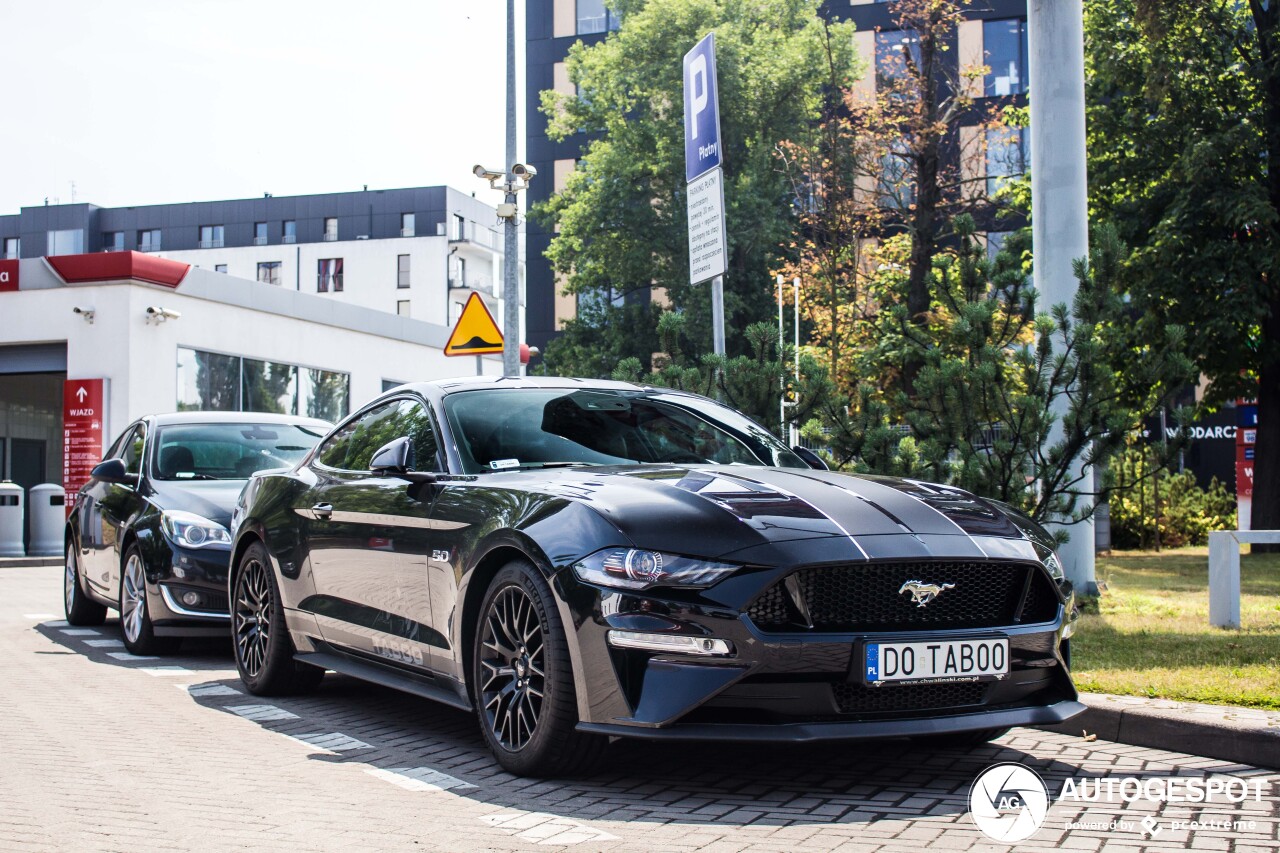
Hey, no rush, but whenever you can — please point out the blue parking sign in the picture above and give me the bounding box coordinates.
[684,33,723,183]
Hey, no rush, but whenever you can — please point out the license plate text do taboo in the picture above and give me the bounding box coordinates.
[865,638,1008,684]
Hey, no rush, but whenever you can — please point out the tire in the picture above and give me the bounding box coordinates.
[233,541,324,695]
[119,544,180,656]
[64,541,106,626]
[472,559,607,777]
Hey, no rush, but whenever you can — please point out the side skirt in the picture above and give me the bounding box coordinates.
[295,640,472,713]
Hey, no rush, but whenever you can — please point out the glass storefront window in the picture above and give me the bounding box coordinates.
[300,368,350,423]
[242,359,298,415]
[176,347,348,419]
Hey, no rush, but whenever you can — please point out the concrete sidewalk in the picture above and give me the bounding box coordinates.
[1041,692,1280,770]
[0,556,60,568]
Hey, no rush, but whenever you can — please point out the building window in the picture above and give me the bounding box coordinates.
[879,144,916,210]
[397,300,410,317]
[317,258,343,292]
[199,225,225,249]
[138,229,162,252]
[577,0,620,34]
[986,127,1028,195]
[450,214,464,241]
[283,220,297,243]
[3,237,18,259]
[397,254,410,288]
[176,345,349,419]
[875,29,921,86]
[102,232,125,253]
[215,264,228,273]
[46,229,85,256]
[257,261,282,285]
[400,213,415,237]
[254,222,268,246]
[984,19,1029,97]
[323,217,338,241]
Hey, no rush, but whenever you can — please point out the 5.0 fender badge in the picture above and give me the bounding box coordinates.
[899,579,955,607]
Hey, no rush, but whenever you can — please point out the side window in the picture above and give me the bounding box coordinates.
[104,426,133,462]
[400,399,440,472]
[121,425,147,475]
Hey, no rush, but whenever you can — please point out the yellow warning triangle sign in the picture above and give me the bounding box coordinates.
[445,292,505,356]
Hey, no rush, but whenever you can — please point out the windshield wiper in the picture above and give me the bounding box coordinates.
[517,462,601,470]
[169,473,220,481]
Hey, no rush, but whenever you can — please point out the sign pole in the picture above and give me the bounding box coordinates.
[711,276,725,356]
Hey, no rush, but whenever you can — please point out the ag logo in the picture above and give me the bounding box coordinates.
[969,762,1049,842]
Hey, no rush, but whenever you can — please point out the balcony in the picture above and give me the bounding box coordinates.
[138,243,161,253]
[449,276,494,296]
[253,236,268,246]
[282,234,297,244]
[198,239,224,249]
[400,228,415,238]
[323,233,338,242]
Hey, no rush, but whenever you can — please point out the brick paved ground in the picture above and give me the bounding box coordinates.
[2,565,1276,852]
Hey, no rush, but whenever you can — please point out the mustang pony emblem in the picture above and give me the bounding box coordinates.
[898,580,956,607]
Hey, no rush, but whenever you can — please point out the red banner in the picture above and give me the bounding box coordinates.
[0,258,17,292]
[1236,397,1258,499]
[63,379,106,516]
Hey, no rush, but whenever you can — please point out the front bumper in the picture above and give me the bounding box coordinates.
[555,563,1082,739]
[141,539,233,636]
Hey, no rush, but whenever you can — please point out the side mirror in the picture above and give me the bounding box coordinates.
[370,437,436,484]
[791,445,829,471]
[92,458,139,486]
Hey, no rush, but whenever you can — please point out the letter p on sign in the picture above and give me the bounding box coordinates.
[688,54,707,139]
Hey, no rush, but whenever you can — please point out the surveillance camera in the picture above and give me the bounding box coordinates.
[145,306,182,322]
[512,163,537,179]
[72,306,95,323]
[474,165,503,182]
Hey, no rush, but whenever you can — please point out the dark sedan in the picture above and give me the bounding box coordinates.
[229,378,1083,777]
[64,412,331,654]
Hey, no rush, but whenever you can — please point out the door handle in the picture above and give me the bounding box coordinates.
[311,502,334,520]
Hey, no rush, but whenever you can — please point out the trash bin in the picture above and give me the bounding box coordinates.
[0,481,25,558]
[28,484,66,557]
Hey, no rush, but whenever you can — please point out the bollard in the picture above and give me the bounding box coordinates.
[0,481,25,558]
[28,484,66,557]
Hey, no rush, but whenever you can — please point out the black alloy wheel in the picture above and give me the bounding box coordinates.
[479,585,547,751]
[233,542,324,695]
[64,541,106,626]
[473,560,606,777]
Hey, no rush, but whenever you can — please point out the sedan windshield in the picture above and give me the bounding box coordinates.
[443,388,808,474]
[151,423,326,480]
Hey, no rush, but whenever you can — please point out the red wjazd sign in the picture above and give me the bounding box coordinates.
[63,379,106,516]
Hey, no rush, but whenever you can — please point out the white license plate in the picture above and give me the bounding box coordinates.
[864,638,1008,684]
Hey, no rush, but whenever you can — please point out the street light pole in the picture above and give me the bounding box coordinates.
[503,0,520,377]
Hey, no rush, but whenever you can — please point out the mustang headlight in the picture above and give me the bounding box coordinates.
[572,548,739,591]
[161,510,232,550]
[1042,551,1065,582]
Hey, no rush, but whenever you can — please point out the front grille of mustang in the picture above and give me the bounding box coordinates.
[832,680,987,714]
[746,560,1059,632]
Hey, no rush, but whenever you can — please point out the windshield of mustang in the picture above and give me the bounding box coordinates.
[444,388,808,473]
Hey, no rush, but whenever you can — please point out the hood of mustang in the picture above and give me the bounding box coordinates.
[526,465,1052,564]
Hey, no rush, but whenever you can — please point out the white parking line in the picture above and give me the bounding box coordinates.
[227,704,299,722]
[284,732,373,752]
[83,639,124,648]
[139,666,194,677]
[179,683,242,697]
[107,652,158,661]
[44,620,68,627]
[59,628,99,636]
[365,767,477,792]
[479,811,618,845]
[23,613,56,620]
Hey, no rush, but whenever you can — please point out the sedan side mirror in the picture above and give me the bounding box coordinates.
[791,445,829,471]
[92,458,139,486]
[370,437,437,484]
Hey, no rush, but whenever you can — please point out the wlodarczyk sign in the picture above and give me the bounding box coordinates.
[0,258,17,292]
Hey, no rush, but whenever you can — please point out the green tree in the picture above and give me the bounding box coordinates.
[536,0,858,375]
[808,218,1195,533]
[1085,0,1280,532]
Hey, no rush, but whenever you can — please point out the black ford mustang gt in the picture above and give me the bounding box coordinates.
[229,378,1083,776]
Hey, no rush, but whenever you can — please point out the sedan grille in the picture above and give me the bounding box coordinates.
[746,560,1059,632]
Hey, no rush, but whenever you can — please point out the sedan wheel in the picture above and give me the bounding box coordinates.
[472,560,605,777]
[64,543,106,626]
[233,542,324,695]
[118,545,179,655]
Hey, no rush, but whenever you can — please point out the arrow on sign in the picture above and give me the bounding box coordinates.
[76,387,88,402]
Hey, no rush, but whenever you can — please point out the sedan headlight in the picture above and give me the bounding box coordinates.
[161,510,232,550]
[1042,551,1065,581]
[572,548,739,591]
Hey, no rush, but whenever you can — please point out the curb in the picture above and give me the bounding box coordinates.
[0,557,61,568]
[1037,693,1280,771]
